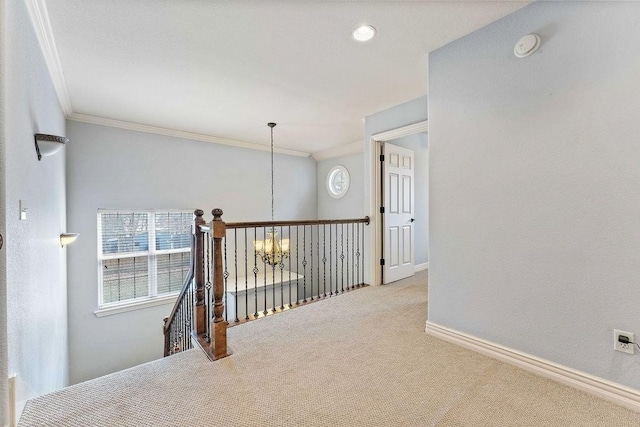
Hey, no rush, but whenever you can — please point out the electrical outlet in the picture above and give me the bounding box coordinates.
[614,329,635,355]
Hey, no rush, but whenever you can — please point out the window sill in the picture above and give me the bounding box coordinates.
[94,294,178,318]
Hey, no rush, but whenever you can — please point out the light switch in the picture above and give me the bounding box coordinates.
[19,200,27,220]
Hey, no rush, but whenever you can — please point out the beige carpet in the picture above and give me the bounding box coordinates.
[19,271,640,426]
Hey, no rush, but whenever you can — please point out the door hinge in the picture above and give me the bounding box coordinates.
[380,258,385,266]
[380,154,384,162]
[379,206,385,214]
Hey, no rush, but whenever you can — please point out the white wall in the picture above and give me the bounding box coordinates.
[4,0,69,412]
[66,121,317,384]
[387,133,429,266]
[317,152,364,219]
[428,1,640,389]
[364,96,428,284]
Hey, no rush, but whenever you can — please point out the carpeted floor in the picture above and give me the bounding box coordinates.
[19,271,640,426]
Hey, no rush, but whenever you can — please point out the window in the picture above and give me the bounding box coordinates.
[326,165,350,199]
[97,210,193,308]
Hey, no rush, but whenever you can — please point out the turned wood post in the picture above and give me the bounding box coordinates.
[194,209,207,335]
[211,208,229,359]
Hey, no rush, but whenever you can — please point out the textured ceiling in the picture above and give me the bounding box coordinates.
[44,1,528,154]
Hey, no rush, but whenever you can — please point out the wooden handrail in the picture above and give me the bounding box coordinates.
[226,216,370,229]
[162,264,194,334]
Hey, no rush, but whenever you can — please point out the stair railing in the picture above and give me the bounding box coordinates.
[164,209,370,360]
[163,208,230,361]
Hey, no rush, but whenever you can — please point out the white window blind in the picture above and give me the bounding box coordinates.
[98,210,193,307]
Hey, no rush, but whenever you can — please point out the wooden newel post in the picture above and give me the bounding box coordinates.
[194,209,207,335]
[211,208,229,359]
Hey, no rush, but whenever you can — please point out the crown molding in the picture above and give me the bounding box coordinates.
[312,141,363,161]
[25,0,73,116]
[25,0,311,158]
[68,113,311,158]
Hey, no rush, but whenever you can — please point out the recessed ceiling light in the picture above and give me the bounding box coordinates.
[352,25,376,42]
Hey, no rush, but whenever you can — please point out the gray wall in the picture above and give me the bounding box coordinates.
[4,0,69,411]
[428,1,640,389]
[317,152,364,219]
[388,133,429,266]
[364,96,428,284]
[66,121,317,383]
[0,0,7,422]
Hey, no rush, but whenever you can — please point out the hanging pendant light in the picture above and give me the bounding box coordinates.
[254,123,290,266]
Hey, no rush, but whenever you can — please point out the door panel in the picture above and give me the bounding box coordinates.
[389,173,399,214]
[383,142,415,283]
[389,227,399,267]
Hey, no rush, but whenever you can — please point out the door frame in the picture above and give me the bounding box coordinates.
[369,120,428,286]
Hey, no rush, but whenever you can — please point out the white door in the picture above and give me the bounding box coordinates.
[383,142,415,284]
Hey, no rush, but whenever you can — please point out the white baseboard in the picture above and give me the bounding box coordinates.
[414,262,429,272]
[9,375,15,427]
[425,321,640,413]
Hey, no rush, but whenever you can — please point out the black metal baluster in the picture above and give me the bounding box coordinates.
[341,223,345,293]
[253,228,259,318]
[310,225,314,300]
[352,223,356,288]
[271,261,276,313]
[361,223,365,286]
[355,223,360,288]
[296,225,300,305]
[224,235,228,322]
[346,223,350,290]
[323,224,327,297]
[245,228,249,320]
[234,229,239,323]
[302,225,307,302]
[280,225,285,310]
[329,223,332,296]
[263,227,268,315]
[288,225,292,308]
[262,227,273,316]
[317,224,320,298]
[335,224,339,293]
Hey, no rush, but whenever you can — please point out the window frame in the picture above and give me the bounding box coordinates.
[96,209,193,315]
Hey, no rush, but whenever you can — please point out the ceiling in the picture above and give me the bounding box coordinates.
[41,1,528,155]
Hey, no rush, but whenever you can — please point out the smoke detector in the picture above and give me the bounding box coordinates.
[514,34,541,58]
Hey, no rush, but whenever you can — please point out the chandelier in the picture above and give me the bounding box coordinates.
[254,123,290,266]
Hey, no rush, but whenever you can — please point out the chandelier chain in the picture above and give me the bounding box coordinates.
[270,124,275,223]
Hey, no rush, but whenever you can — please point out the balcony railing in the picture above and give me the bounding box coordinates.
[163,209,370,361]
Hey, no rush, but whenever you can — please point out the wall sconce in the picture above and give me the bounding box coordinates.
[60,233,79,247]
[35,133,68,161]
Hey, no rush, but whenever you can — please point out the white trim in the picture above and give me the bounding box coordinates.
[24,0,313,159]
[8,375,15,427]
[68,113,311,158]
[369,120,429,286]
[312,141,363,161]
[94,293,178,318]
[25,0,73,116]
[414,262,428,272]
[425,321,640,413]
[371,120,428,142]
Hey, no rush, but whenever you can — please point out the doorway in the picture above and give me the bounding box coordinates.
[369,120,428,285]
